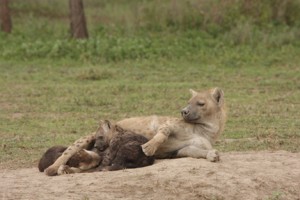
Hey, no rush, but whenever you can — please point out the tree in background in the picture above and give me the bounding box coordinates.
[0,0,12,33]
[69,0,88,39]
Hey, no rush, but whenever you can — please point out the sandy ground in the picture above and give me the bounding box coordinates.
[0,151,299,200]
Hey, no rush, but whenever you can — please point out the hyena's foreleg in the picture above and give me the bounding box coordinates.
[44,134,96,176]
[176,146,220,162]
[141,124,171,156]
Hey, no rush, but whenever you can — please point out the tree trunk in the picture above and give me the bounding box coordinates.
[69,0,88,39]
[0,0,12,33]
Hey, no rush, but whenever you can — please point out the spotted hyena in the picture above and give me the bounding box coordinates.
[94,120,155,171]
[45,88,226,176]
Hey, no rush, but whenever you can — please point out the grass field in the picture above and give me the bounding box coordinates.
[0,0,299,169]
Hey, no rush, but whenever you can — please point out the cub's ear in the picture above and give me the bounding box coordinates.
[189,89,198,97]
[97,120,111,135]
[211,87,224,106]
[102,120,111,133]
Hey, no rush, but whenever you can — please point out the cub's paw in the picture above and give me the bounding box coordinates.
[44,166,58,176]
[141,141,157,156]
[206,150,220,162]
[57,165,73,175]
[100,166,110,172]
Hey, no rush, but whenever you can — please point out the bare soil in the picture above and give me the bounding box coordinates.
[1,151,299,200]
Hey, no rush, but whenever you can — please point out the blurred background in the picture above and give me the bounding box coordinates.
[1,0,300,62]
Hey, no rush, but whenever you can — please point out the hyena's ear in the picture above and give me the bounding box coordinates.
[97,120,111,135]
[189,89,198,97]
[102,120,111,134]
[211,87,224,106]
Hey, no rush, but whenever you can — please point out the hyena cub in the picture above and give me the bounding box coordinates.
[95,120,155,171]
[38,141,102,175]
[39,120,154,175]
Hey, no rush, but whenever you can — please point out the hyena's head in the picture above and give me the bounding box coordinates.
[94,120,114,151]
[181,88,225,124]
[94,120,124,151]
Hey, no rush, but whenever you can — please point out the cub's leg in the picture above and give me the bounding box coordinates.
[104,143,154,171]
[101,153,128,171]
[44,134,96,176]
[176,146,220,162]
[97,146,119,171]
[101,163,124,171]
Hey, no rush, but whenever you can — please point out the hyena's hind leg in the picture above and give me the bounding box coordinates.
[57,149,102,175]
[58,165,83,174]
[38,146,67,172]
[44,134,96,176]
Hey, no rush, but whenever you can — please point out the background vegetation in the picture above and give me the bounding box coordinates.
[0,0,299,168]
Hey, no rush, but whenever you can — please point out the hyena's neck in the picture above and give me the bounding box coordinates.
[197,121,220,142]
[202,107,226,142]
[209,108,226,141]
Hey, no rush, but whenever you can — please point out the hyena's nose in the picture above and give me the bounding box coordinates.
[181,109,189,117]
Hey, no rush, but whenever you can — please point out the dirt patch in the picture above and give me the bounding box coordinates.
[1,151,299,200]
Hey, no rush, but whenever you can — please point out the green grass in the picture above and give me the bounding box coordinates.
[1,56,299,168]
[0,0,300,169]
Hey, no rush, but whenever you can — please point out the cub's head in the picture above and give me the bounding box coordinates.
[94,120,124,151]
[181,88,225,124]
[94,120,113,151]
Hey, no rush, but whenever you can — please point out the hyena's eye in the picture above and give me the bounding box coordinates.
[197,102,205,107]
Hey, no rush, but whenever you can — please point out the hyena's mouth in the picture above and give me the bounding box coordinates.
[181,108,201,122]
[182,114,200,123]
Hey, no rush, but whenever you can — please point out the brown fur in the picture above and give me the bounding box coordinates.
[44,88,226,176]
[94,120,155,171]
[41,121,154,175]
[38,146,67,172]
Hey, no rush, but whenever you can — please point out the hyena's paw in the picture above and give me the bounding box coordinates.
[206,149,220,162]
[141,140,158,156]
[57,165,74,175]
[44,166,58,176]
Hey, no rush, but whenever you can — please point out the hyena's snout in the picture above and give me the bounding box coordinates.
[181,105,199,122]
[181,107,190,118]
